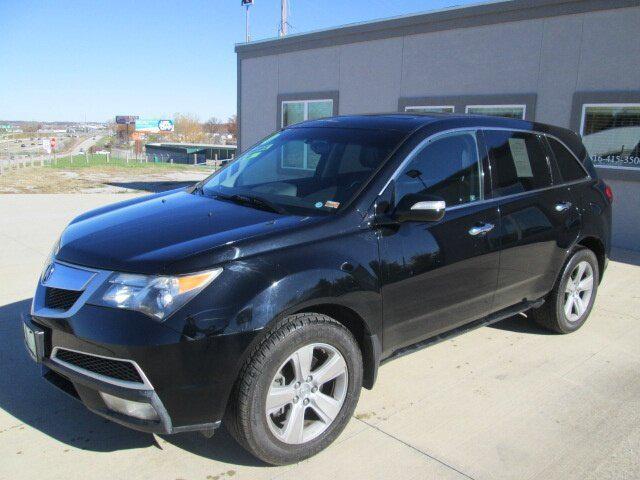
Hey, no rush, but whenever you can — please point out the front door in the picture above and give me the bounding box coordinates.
[377,129,500,353]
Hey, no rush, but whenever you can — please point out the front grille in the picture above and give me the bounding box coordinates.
[54,349,144,384]
[45,287,83,311]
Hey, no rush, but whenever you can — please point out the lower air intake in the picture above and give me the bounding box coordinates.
[53,349,144,384]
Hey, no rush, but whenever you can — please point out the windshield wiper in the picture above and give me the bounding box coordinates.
[213,193,286,214]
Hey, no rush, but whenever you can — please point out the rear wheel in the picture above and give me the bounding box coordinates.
[225,313,363,465]
[529,248,599,333]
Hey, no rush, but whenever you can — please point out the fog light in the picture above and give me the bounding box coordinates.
[100,392,159,421]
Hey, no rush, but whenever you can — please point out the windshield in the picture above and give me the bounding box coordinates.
[201,127,405,215]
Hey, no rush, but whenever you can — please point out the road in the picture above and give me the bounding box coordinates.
[1,193,639,480]
[69,135,104,155]
[0,133,107,170]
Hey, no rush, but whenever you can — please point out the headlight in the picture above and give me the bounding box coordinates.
[88,268,222,320]
[40,237,61,282]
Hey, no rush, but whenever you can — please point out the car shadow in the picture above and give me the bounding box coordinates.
[105,181,197,193]
[163,429,266,467]
[0,298,264,466]
[487,313,554,335]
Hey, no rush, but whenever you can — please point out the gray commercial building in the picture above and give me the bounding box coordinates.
[235,0,640,250]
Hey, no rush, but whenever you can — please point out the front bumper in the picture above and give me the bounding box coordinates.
[25,259,259,435]
[23,314,222,435]
[22,306,256,435]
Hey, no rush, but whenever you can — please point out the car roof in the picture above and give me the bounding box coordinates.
[287,113,445,133]
[288,113,568,136]
[287,113,584,158]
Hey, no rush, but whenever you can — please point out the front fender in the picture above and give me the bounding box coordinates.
[162,228,382,415]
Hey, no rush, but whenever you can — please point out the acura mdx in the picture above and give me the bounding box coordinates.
[23,114,612,465]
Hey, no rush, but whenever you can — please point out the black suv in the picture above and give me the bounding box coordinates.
[23,114,612,465]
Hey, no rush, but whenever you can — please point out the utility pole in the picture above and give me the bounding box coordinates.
[241,0,253,42]
[279,0,289,37]
[246,3,250,42]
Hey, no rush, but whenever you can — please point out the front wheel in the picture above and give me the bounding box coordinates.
[529,248,599,333]
[225,313,363,465]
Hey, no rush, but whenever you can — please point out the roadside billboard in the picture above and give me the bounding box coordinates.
[115,115,139,125]
[135,119,174,133]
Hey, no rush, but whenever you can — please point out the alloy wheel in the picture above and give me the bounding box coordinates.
[265,343,348,444]
[563,260,594,322]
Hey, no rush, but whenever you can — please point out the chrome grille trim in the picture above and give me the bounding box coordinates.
[50,347,154,391]
[32,261,112,319]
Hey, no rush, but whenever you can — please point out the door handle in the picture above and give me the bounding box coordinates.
[468,223,495,236]
[555,201,572,212]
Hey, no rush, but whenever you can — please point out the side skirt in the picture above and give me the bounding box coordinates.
[382,298,544,365]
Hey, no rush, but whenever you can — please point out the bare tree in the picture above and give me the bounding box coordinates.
[204,117,223,134]
[174,113,206,143]
[227,115,237,140]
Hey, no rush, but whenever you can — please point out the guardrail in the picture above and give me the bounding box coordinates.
[0,151,228,175]
[0,156,53,175]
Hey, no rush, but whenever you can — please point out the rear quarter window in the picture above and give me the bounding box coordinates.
[547,137,589,182]
[483,130,552,197]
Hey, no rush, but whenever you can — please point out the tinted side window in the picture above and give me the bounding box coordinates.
[484,130,551,197]
[395,131,482,207]
[547,137,588,182]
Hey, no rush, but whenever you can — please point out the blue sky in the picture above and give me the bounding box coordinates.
[0,0,479,122]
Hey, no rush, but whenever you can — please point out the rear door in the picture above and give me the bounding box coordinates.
[378,129,501,351]
[484,129,580,311]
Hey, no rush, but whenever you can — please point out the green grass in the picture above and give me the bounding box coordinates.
[48,153,205,169]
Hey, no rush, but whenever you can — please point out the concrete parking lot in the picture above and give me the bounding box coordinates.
[1,194,639,480]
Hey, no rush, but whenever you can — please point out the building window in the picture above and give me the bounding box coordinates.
[280,99,333,170]
[580,104,640,169]
[405,106,455,114]
[465,105,526,120]
[282,99,333,128]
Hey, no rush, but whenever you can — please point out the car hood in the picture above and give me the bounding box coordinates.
[56,189,326,274]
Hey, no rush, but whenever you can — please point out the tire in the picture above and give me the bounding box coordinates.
[224,313,363,465]
[529,248,599,334]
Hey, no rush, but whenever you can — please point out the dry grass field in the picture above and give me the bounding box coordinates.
[0,160,213,194]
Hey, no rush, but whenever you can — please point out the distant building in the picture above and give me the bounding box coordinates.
[145,143,237,165]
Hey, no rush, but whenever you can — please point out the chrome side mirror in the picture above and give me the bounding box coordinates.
[395,194,446,223]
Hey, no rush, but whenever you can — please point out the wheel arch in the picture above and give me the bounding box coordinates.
[576,236,606,281]
[292,303,381,390]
